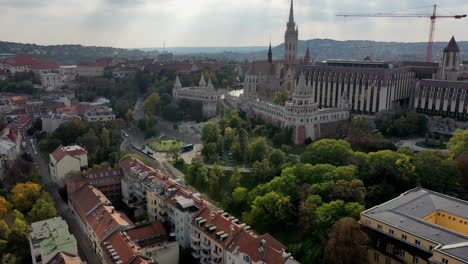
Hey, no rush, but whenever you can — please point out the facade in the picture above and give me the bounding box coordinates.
[1,54,37,73]
[172,74,225,118]
[40,73,62,90]
[76,59,111,77]
[59,66,77,81]
[81,106,115,122]
[28,217,81,264]
[67,184,179,264]
[414,37,468,119]
[360,188,468,264]
[49,145,88,186]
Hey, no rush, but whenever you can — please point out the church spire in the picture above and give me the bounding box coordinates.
[304,47,311,64]
[174,75,181,88]
[199,73,206,87]
[268,42,272,63]
[288,0,294,24]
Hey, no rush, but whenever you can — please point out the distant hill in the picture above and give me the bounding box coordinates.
[2,39,467,64]
[190,39,468,62]
[0,41,160,64]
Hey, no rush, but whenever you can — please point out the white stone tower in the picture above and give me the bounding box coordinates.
[284,0,298,64]
[439,36,461,81]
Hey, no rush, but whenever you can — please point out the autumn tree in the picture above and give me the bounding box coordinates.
[0,196,12,218]
[326,217,368,264]
[448,129,468,158]
[273,92,289,106]
[143,92,161,116]
[11,182,42,213]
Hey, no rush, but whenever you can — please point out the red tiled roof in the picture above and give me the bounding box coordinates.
[31,61,60,69]
[104,231,138,264]
[17,115,30,125]
[86,205,132,240]
[125,221,166,242]
[51,145,87,162]
[3,127,19,143]
[69,185,111,221]
[79,58,110,67]
[2,54,36,67]
[129,256,151,264]
[9,95,29,102]
[192,207,241,247]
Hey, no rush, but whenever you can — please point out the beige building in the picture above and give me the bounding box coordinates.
[49,145,88,186]
[360,188,468,264]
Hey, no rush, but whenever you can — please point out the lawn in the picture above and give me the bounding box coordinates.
[148,139,184,152]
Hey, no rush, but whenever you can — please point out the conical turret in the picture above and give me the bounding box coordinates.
[199,73,206,87]
[304,47,311,64]
[207,77,214,89]
[268,42,273,63]
[174,75,182,88]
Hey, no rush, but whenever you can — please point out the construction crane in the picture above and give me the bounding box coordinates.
[352,44,402,59]
[337,5,466,62]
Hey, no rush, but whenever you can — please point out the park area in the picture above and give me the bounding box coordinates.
[148,139,184,152]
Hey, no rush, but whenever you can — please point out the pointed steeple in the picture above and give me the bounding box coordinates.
[207,77,214,89]
[288,0,294,24]
[174,75,181,88]
[268,42,273,63]
[304,47,311,64]
[444,36,460,52]
[199,73,206,87]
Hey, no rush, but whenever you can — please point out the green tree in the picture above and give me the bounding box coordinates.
[248,137,269,163]
[330,179,366,204]
[244,192,296,232]
[301,139,353,166]
[449,129,468,158]
[229,168,241,190]
[326,217,368,264]
[268,149,286,172]
[314,200,364,230]
[29,197,57,222]
[208,165,222,196]
[414,151,460,194]
[0,220,10,240]
[251,159,274,184]
[223,127,237,151]
[201,122,220,144]
[102,127,110,147]
[298,195,323,233]
[79,130,100,154]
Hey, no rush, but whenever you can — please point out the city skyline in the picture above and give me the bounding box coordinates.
[1,0,468,49]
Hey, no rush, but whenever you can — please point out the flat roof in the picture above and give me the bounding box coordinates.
[362,188,468,261]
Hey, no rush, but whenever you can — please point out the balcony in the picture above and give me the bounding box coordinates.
[191,241,201,250]
[201,241,211,250]
[191,233,200,242]
[200,249,211,258]
[200,257,211,264]
[211,250,222,259]
[191,251,201,259]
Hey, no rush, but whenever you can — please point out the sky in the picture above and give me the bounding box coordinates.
[1,0,468,48]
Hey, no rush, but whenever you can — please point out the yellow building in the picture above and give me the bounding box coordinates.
[360,188,468,264]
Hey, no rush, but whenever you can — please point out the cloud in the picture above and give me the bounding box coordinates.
[0,0,467,48]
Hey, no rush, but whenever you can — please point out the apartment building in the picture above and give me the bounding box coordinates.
[49,145,88,186]
[28,217,82,264]
[118,156,300,264]
[68,184,179,264]
[360,188,468,264]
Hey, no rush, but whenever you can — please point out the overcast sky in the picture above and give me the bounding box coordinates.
[1,0,467,48]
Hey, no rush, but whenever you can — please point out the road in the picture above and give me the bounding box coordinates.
[395,138,449,153]
[25,137,101,264]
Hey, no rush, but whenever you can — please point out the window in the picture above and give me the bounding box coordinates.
[385,258,391,264]
[415,240,421,246]
[374,253,380,262]
[377,225,382,230]
[386,243,394,253]
[389,229,394,235]
[429,246,434,251]
[442,258,449,264]
[401,234,407,240]
[413,255,419,264]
